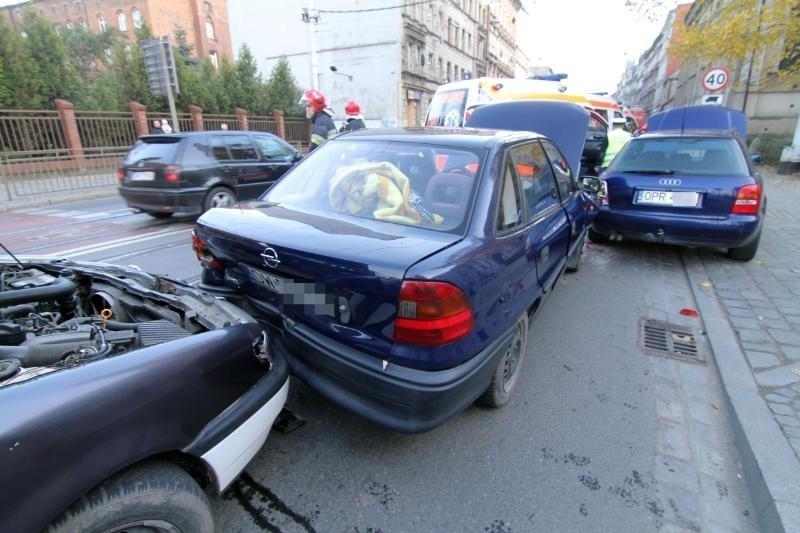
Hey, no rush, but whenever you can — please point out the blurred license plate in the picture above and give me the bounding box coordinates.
[129,171,154,181]
[241,265,287,294]
[636,190,698,207]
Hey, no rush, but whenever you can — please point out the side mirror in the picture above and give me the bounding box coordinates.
[751,154,762,165]
[579,176,603,194]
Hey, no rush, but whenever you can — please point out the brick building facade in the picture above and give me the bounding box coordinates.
[0,0,233,66]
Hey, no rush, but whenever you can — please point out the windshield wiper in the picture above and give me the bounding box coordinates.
[620,169,676,175]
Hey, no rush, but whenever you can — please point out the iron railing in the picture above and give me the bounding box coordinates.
[0,108,311,207]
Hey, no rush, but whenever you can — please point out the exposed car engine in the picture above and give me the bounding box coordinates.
[0,258,251,387]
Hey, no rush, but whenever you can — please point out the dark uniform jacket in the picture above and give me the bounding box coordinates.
[309,110,337,151]
[339,117,366,133]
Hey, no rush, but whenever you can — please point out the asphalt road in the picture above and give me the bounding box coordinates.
[0,198,759,532]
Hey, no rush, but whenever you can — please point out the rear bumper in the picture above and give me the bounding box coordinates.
[118,186,207,215]
[592,209,762,248]
[267,310,514,434]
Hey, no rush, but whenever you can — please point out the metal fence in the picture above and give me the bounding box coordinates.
[0,108,310,207]
[0,109,66,153]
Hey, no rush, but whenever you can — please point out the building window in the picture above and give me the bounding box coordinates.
[132,8,142,29]
[209,51,219,69]
[98,14,106,32]
[117,10,127,31]
[205,18,215,39]
[202,1,212,13]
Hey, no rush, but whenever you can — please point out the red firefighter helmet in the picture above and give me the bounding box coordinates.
[298,89,327,112]
[344,100,361,116]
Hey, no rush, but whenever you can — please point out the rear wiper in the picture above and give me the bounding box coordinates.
[131,157,161,164]
[620,169,676,175]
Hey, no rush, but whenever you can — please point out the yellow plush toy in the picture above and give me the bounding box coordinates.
[329,161,443,225]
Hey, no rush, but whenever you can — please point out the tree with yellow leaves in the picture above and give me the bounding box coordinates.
[669,0,800,89]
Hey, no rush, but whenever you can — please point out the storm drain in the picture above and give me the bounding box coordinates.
[639,318,705,364]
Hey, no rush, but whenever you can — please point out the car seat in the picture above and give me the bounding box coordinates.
[424,172,473,224]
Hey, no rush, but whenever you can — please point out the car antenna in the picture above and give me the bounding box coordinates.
[0,242,24,268]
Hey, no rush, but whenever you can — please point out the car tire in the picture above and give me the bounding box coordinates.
[588,226,610,244]
[204,186,237,211]
[45,461,214,533]
[144,211,173,219]
[479,311,529,408]
[565,232,586,273]
[728,231,761,262]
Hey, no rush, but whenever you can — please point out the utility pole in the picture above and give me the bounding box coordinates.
[301,2,320,89]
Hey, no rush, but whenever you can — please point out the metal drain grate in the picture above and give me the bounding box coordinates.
[640,318,705,363]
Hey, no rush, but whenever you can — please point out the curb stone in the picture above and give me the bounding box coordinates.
[683,249,800,533]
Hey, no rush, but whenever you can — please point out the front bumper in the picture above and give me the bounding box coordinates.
[184,347,289,491]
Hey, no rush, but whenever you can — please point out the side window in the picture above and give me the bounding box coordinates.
[182,140,215,166]
[509,142,558,219]
[224,134,259,160]
[541,140,574,201]
[253,134,294,159]
[210,135,231,161]
[497,160,522,231]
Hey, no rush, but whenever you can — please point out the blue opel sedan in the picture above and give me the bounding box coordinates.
[589,105,766,261]
[192,103,600,433]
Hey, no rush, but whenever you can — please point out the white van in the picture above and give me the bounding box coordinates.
[425,77,624,130]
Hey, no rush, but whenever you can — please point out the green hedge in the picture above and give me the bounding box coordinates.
[748,133,794,165]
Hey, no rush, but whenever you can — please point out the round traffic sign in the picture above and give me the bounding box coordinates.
[702,67,730,92]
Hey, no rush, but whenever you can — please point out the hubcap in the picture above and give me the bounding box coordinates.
[502,324,523,389]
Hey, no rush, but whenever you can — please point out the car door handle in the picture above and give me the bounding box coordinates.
[221,165,233,172]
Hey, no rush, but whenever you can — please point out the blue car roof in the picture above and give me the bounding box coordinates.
[464,100,590,177]
[646,106,747,139]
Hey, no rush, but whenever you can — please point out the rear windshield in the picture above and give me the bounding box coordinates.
[123,137,182,165]
[263,139,484,233]
[611,137,748,176]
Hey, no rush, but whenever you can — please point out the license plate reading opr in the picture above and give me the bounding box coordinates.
[636,190,698,207]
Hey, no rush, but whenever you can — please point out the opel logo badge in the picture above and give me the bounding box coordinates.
[260,247,280,268]
[659,178,682,186]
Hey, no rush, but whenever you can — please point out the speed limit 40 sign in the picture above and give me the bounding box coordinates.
[702,67,730,92]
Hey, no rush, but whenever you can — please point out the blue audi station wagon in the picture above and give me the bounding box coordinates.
[589,105,765,261]
[193,103,600,433]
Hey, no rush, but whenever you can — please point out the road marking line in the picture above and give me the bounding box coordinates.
[56,228,193,258]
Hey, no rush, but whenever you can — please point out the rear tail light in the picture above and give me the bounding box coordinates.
[732,184,761,215]
[164,164,181,182]
[393,280,474,346]
[191,231,225,270]
[115,169,125,181]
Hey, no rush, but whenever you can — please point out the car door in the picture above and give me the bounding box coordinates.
[541,139,594,260]
[251,133,302,190]
[510,141,571,292]
[217,134,271,200]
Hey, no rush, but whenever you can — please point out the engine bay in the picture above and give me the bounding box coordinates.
[0,259,238,387]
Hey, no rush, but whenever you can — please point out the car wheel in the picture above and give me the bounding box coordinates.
[144,211,173,219]
[45,461,213,533]
[588,226,610,244]
[479,311,529,407]
[565,232,586,273]
[204,186,237,211]
[728,231,761,261]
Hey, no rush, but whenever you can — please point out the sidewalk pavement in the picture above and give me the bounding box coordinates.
[2,167,800,531]
[684,167,800,532]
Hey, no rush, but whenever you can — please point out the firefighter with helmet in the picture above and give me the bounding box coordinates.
[298,89,337,151]
[339,100,366,133]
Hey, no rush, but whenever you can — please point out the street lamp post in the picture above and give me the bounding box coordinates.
[301,2,320,89]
